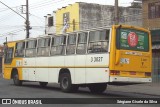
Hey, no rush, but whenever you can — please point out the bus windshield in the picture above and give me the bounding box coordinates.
[116,28,149,52]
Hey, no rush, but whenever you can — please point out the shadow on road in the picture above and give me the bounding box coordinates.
[9,82,157,98]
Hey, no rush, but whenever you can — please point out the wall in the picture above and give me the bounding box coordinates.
[56,3,80,34]
[143,0,160,30]
[46,2,142,34]
[79,2,142,30]
[45,13,56,35]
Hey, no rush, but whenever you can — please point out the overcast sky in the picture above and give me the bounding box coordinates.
[0,0,134,44]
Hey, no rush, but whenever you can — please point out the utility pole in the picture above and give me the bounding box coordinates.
[115,0,119,25]
[26,0,30,38]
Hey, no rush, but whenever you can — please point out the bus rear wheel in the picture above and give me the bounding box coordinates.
[13,72,22,86]
[39,82,48,87]
[60,73,78,92]
[88,83,107,93]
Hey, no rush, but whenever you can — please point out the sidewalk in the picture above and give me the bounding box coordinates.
[108,83,160,96]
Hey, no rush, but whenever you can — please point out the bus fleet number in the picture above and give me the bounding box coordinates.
[91,57,103,62]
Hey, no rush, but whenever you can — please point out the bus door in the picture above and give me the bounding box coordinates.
[3,47,14,79]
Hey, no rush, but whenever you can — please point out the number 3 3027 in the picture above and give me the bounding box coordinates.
[91,57,103,62]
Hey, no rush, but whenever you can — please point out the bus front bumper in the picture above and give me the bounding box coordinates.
[109,76,152,83]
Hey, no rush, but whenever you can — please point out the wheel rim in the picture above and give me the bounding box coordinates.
[62,77,68,89]
[13,74,18,84]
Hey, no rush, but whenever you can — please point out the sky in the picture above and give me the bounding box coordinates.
[0,0,134,44]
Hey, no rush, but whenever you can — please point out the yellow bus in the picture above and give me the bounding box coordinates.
[3,25,152,93]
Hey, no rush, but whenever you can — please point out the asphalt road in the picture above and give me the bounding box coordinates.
[0,77,159,107]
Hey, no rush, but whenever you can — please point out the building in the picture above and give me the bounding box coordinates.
[45,2,142,35]
[44,13,56,35]
[142,0,160,82]
[0,45,3,73]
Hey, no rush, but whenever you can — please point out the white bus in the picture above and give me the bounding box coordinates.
[3,25,152,93]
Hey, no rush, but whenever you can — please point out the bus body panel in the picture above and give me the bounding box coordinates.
[3,68,12,80]
[35,57,49,82]
[110,77,152,82]
[22,58,36,81]
[3,25,152,87]
[85,54,109,83]
[114,50,151,72]
[21,53,110,84]
[74,55,86,84]
[48,56,65,83]
[109,25,152,82]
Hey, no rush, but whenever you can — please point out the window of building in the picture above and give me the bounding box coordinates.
[15,41,25,57]
[37,38,50,56]
[66,34,77,55]
[4,47,13,64]
[76,32,88,54]
[88,29,110,53]
[148,2,160,19]
[25,40,37,57]
[48,16,53,26]
[51,36,66,55]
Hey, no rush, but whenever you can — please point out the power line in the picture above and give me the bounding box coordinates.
[29,0,54,8]
[30,13,44,20]
[1,29,25,37]
[0,12,16,23]
[0,1,26,20]
[0,6,20,13]
[30,0,70,10]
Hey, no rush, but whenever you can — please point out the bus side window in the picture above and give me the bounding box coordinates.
[77,32,87,54]
[66,34,77,55]
[51,36,66,55]
[37,38,50,56]
[25,40,37,57]
[88,30,109,53]
[4,47,14,64]
[15,41,25,57]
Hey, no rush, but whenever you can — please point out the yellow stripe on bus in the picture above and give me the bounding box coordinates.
[5,65,109,68]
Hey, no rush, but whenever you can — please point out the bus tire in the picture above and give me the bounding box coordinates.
[13,72,22,86]
[39,82,48,87]
[60,73,76,93]
[88,83,107,93]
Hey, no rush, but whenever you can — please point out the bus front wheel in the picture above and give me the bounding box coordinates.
[13,72,22,86]
[88,83,107,93]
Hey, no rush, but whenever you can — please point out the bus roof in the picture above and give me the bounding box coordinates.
[4,25,150,44]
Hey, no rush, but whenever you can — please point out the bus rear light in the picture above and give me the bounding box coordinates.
[145,72,151,77]
[130,71,136,75]
[110,70,120,75]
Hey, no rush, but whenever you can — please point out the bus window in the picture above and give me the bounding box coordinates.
[25,40,37,57]
[116,28,149,52]
[51,36,66,55]
[66,34,77,55]
[88,29,109,53]
[15,41,25,57]
[76,32,88,54]
[4,47,14,64]
[37,38,50,56]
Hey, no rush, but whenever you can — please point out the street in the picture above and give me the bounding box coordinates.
[0,76,160,107]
